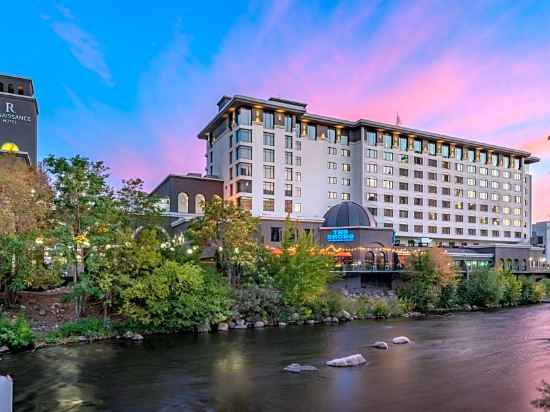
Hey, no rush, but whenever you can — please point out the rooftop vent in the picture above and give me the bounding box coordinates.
[268,97,307,109]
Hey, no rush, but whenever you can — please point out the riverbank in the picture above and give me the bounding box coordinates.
[4,304,550,412]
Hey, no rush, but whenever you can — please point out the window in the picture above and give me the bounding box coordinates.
[399,224,409,232]
[295,140,301,151]
[366,131,377,146]
[237,107,252,125]
[414,184,423,192]
[428,186,437,194]
[467,190,476,199]
[263,111,274,129]
[429,199,437,207]
[236,162,252,177]
[399,196,408,204]
[399,182,409,190]
[384,166,394,175]
[294,203,302,213]
[307,124,316,140]
[399,210,409,218]
[284,115,293,133]
[340,135,349,145]
[264,165,274,179]
[400,154,409,163]
[413,139,422,153]
[383,152,393,161]
[479,151,487,164]
[237,146,252,160]
[285,135,293,149]
[384,194,394,203]
[263,181,274,195]
[263,198,274,211]
[399,168,409,177]
[328,191,337,199]
[341,149,351,157]
[467,149,475,162]
[342,177,351,186]
[428,142,436,155]
[414,198,423,206]
[428,159,437,168]
[295,171,302,181]
[295,187,302,197]
[480,167,488,175]
[441,144,450,158]
[414,170,423,179]
[263,148,275,162]
[367,163,377,173]
[414,225,423,233]
[442,200,451,208]
[383,180,393,189]
[341,193,351,200]
[368,207,377,216]
[342,163,352,172]
[414,211,423,219]
[237,180,252,193]
[285,184,293,197]
[455,146,463,160]
[383,133,393,148]
[271,227,282,242]
[195,194,205,214]
[237,128,252,143]
[285,151,293,165]
[467,165,476,174]
[367,177,377,188]
[399,137,408,151]
[384,208,394,217]
[237,196,252,211]
[285,168,293,181]
[177,192,189,213]
[328,176,337,184]
[367,149,378,159]
[367,192,378,201]
[456,163,464,172]
[428,226,437,234]
[442,187,451,195]
[467,178,476,186]
[414,157,423,165]
[428,212,437,220]
[328,161,337,169]
[285,200,293,213]
[327,128,336,143]
[328,147,337,155]
[295,156,302,166]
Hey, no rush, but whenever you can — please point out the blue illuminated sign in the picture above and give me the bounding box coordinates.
[326,229,355,242]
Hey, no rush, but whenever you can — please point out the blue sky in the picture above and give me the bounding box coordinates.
[2,1,550,218]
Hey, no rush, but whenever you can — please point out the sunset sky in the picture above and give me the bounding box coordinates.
[3,1,550,220]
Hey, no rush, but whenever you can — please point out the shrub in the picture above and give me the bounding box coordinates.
[120,261,233,331]
[401,248,458,312]
[538,279,550,298]
[46,317,108,342]
[232,285,282,321]
[0,316,35,350]
[519,276,545,304]
[458,269,503,308]
[499,271,522,307]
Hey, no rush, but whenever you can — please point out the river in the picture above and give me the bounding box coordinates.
[3,305,550,411]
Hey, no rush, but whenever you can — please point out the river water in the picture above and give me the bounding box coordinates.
[3,305,550,412]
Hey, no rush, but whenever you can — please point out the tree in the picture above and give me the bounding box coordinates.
[0,158,53,303]
[271,220,334,307]
[186,196,260,285]
[401,247,458,312]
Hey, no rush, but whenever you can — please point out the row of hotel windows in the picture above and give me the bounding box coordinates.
[364,194,524,214]
[364,151,523,178]
[262,198,302,213]
[365,131,521,169]
[262,182,301,197]
[229,129,300,150]
[370,208,523,225]
[231,163,301,181]
[364,180,523,202]
[0,82,25,95]
[389,224,523,238]
[229,146,302,166]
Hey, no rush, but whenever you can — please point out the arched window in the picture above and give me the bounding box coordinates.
[7,84,14,93]
[177,192,189,213]
[522,259,528,271]
[364,251,375,270]
[17,85,24,95]
[195,194,206,214]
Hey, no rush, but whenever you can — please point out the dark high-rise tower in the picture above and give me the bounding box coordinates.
[0,74,38,165]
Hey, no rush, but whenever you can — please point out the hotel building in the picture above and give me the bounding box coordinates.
[198,95,539,248]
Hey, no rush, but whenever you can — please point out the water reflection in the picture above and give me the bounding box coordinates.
[3,305,550,411]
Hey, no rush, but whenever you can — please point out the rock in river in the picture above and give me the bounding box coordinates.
[326,354,366,367]
[392,336,411,345]
[370,341,389,350]
[284,363,319,373]
[254,321,266,328]
[218,322,229,332]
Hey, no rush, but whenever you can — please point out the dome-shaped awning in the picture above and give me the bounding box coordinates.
[322,201,377,228]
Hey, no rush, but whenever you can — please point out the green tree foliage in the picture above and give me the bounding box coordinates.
[458,269,504,307]
[519,276,546,304]
[270,220,334,307]
[400,248,458,312]
[120,261,233,331]
[0,316,35,350]
[186,196,260,285]
[499,270,522,307]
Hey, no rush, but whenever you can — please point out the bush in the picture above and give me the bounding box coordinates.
[499,271,522,307]
[120,261,233,331]
[0,316,35,350]
[538,278,550,298]
[46,317,108,342]
[232,285,282,321]
[519,276,545,304]
[458,269,503,308]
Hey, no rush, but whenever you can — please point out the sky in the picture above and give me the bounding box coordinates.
[2,0,550,220]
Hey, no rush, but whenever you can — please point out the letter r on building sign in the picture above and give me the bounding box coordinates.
[5,103,15,114]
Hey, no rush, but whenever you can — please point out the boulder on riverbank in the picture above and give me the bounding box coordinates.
[233,320,248,329]
[284,363,319,373]
[392,336,411,345]
[370,341,389,350]
[123,331,144,341]
[217,322,229,332]
[254,321,266,328]
[278,322,287,327]
[337,310,352,321]
[326,354,366,367]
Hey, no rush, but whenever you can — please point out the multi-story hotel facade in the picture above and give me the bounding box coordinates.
[198,95,539,248]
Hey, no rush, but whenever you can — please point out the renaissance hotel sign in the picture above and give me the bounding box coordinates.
[0,95,37,165]
[326,229,355,242]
